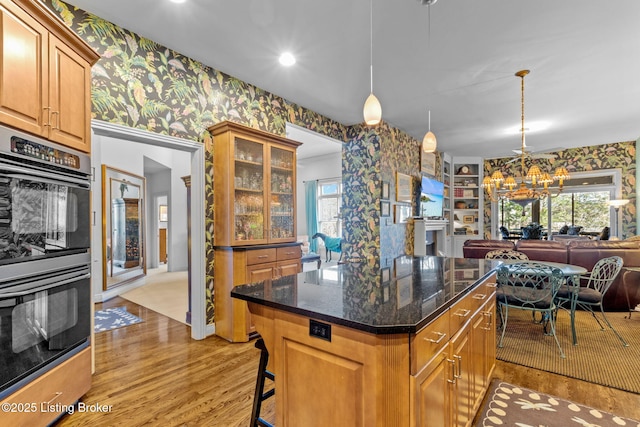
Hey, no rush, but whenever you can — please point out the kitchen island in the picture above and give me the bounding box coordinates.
[231,255,498,427]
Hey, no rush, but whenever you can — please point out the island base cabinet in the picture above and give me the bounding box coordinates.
[411,294,496,427]
[248,305,411,427]
[245,274,497,427]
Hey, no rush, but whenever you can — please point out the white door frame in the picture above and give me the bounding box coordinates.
[91,120,207,340]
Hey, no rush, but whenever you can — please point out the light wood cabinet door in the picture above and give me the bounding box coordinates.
[276,259,300,278]
[0,1,48,136]
[450,323,474,427]
[0,0,95,152]
[48,34,92,152]
[412,350,452,427]
[247,262,277,283]
[211,121,301,247]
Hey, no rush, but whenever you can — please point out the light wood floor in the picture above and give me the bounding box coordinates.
[55,297,639,426]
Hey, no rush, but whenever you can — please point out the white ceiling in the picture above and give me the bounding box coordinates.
[64,0,640,159]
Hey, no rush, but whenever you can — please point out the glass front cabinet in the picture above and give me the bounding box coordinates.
[211,121,301,246]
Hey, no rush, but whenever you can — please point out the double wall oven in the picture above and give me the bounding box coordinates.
[0,124,91,399]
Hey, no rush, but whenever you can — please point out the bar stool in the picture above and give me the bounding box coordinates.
[251,338,274,427]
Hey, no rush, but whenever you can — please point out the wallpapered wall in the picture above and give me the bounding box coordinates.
[484,141,637,238]
[47,0,423,324]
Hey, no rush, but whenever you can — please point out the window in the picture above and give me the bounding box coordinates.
[317,180,342,237]
[496,170,618,236]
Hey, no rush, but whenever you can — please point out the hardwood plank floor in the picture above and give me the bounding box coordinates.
[55,297,638,426]
[54,297,274,427]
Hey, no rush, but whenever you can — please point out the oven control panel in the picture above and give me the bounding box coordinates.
[11,137,80,169]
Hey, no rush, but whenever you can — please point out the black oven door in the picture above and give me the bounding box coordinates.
[0,256,90,398]
[0,162,90,265]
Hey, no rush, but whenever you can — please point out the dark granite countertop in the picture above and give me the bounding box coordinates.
[231,255,499,335]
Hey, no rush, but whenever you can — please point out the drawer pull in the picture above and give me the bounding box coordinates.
[481,311,493,331]
[424,331,447,344]
[46,392,63,405]
[454,309,471,318]
[285,251,295,255]
[486,283,498,288]
[446,359,457,384]
[453,355,463,379]
[257,255,269,259]
[473,293,487,300]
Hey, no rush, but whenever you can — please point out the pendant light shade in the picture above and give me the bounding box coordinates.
[363,0,381,126]
[422,131,437,152]
[363,92,382,126]
[422,110,437,152]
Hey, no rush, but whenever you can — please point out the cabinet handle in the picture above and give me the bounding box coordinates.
[424,331,446,344]
[257,255,269,259]
[446,359,457,384]
[454,309,471,318]
[472,293,487,300]
[51,111,59,130]
[486,283,498,288]
[454,355,462,379]
[46,392,63,405]
[481,311,493,331]
[285,251,295,255]
[43,106,51,127]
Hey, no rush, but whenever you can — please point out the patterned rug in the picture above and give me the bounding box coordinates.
[496,309,640,393]
[477,381,640,427]
[95,307,143,333]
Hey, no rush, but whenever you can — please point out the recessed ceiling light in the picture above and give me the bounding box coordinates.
[279,52,296,67]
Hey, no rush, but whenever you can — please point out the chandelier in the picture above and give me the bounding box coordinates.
[482,70,570,206]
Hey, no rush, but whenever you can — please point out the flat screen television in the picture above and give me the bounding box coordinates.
[420,176,445,218]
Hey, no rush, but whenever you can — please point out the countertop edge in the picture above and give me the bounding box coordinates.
[232,265,499,335]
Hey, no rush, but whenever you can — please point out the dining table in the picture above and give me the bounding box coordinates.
[502,260,588,345]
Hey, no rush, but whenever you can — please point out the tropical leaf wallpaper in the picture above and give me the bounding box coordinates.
[484,141,637,238]
[45,0,424,325]
[43,1,636,328]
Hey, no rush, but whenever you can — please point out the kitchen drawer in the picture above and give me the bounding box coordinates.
[276,245,301,261]
[0,347,91,427]
[411,312,450,374]
[246,248,276,265]
[449,294,474,337]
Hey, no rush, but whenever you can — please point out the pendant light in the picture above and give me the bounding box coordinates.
[422,110,437,152]
[363,0,381,125]
[421,0,437,151]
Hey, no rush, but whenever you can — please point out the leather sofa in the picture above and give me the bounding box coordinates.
[462,238,640,311]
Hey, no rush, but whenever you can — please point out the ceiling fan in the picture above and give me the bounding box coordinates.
[503,137,563,163]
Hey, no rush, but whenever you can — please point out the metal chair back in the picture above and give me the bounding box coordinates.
[485,249,529,261]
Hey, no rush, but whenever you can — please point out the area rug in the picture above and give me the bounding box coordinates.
[119,268,188,325]
[496,309,640,394]
[477,380,640,427]
[94,307,143,332]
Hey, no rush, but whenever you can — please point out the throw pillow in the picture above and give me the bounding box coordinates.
[568,226,583,235]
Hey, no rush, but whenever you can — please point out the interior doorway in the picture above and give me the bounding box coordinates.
[91,120,207,340]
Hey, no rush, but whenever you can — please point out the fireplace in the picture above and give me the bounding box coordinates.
[414,219,448,257]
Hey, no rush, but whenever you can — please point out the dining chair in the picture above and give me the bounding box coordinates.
[555,255,627,346]
[496,262,565,358]
[485,249,529,261]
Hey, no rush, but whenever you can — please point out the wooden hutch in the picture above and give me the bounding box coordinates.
[210,121,302,342]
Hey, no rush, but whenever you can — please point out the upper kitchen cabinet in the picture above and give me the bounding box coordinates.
[210,121,301,247]
[0,0,99,153]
